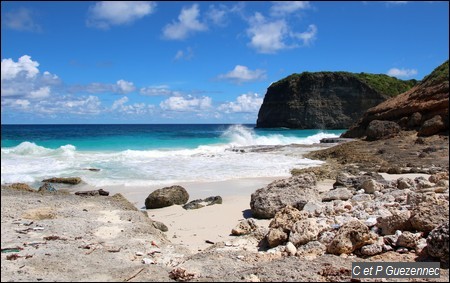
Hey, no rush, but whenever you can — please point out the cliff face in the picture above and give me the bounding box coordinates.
[342,60,449,138]
[256,72,414,129]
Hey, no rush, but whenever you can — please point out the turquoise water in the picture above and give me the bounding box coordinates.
[1,124,345,186]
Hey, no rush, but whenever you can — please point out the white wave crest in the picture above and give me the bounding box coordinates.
[221,124,339,146]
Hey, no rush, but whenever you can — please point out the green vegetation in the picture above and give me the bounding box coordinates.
[420,60,449,87]
[270,70,418,97]
[354,73,417,97]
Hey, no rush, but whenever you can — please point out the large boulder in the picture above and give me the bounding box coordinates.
[418,115,446,136]
[427,223,449,264]
[269,205,308,232]
[250,174,319,219]
[145,185,189,209]
[365,120,401,141]
[376,210,412,235]
[289,219,320,246]
[327,220,377,255]
[409,202,449,233]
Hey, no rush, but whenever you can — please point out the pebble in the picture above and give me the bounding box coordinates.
[142,258,155,264]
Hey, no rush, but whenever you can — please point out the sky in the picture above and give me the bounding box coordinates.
[1,1,449,124]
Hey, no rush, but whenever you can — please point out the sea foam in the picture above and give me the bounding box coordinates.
[1,125,339,187]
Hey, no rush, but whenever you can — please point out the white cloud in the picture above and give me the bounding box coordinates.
[69,79,136,94]
[87,1,156,29]
[140,85,182,96]
[160,95,212,112]
[246,6,317,54]
[387,67,418,78]
[162,4,207,40]
[270,1,311,17]
[29,86,51,99]
[14,99,31,109]
[2,8,42,32]
[246,13,289,54]
[218,93,263,113]
[1,55,60,104]
[111,96,129,110]
[26,95,103,115]
[174,47,194,61]
[217,65,267,84]
[291,24,317,46]
[1,55,40,81]
[116,79,136,93]
[206,4,229,26]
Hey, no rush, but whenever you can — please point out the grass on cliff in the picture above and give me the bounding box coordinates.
[420,60,449,87]
[271,71,417,97]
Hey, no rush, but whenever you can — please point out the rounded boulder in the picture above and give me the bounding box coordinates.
[145,185,189,209]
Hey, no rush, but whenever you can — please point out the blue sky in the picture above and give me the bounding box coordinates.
[1,1,448,124]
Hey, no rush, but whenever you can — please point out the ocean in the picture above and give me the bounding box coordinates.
[1,124,344,188]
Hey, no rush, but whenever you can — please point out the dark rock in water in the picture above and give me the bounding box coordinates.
[38,182,56,192]
[83,168,101,172]
[75,189,109,196]
[183,196,223,210]
[256,71,415,129]
[427,222,449,264]
[145,185,189,209]
[41,177,82,185]
[250,173,319,219]
[365,120,401,141]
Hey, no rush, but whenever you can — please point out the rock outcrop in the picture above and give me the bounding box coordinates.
[256,72,415,129]
[343,60,449,139]
[250,173,319,219]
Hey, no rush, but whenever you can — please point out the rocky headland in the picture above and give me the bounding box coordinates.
[256,71,416,129]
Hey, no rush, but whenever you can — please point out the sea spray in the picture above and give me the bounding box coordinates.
[1,124,343,187]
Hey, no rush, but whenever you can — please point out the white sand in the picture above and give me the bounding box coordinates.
[89,176,335,252]
[91,177,283,252]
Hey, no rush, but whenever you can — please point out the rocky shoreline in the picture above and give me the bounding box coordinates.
[1,130,449,282]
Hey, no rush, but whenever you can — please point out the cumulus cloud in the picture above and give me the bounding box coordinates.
[217,65,267,84]
[218,93,263,113]
[246,13,317,54]
[1,55,60,104]
[246,13,288,54]
[116,79,136,94]
[291,24,318,46]
[2,8,42,32]
[160,95,212,112]
[111,96,154,115]
[87,1,156,29]
[1,55,40,81]
[162,4,207,40]
[140,85,182,96]
[387,67,418,78]
[270,1,311,17]
[69,79,136,94]
[29,86,51,99]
